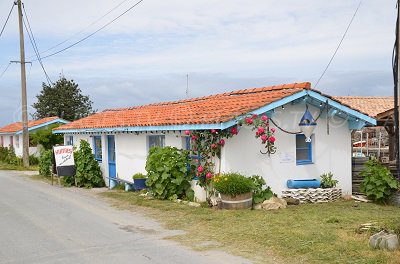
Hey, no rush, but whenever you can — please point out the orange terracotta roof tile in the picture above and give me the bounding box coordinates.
[54,82,341,131]
[0,116,63,133]
[333,96,393,118]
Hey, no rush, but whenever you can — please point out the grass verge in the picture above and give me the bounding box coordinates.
[0,161,38,171]
[100,191,400,264]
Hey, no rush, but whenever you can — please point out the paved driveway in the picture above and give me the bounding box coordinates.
[0,171,251,264]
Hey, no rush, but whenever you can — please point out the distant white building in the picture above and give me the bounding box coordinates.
[0,116,69,157]
[53,82,376,198]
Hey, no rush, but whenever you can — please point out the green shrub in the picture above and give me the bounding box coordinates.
[0,146,22,166]
[39,149,52,176]
[213,173,254,196]
[29,155,39,166]
[360,159,399,203]
[73,140,105,188]
[133,173,147,179]
[320,172,338,188]
[145,146,194,201]
[250,175,273,204]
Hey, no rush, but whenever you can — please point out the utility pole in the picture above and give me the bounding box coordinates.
[16,0,29,167]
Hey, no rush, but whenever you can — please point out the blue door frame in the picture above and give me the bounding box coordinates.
[108,135,116,181]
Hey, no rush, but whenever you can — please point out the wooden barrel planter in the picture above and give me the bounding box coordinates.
[220,192,253,209]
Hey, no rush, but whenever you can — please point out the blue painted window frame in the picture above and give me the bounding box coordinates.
[184,136,201,180]
[93,136,102,162]
[296,134,313,165]
[147,135,165,150]
[66,136,73,146]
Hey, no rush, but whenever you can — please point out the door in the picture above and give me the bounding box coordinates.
[107,135,116,178]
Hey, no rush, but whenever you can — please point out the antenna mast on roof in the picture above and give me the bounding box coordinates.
[186,74,189,98]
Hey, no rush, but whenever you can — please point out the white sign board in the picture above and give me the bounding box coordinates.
[279,152,294,163]
[54,145,75,167]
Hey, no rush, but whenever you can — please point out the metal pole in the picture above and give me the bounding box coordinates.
[395,0,400,179]
[17,0,29,167]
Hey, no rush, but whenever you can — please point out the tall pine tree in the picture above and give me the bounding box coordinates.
[32,76,95,121]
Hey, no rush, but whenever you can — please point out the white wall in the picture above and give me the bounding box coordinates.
[222,103,352,196]
[115,132,186,182]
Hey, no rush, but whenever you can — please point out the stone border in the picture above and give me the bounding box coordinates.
[281,188,342,203]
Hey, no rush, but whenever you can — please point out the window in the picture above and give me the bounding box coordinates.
[0,136,3,147]
[66,136,74,146]
[15,135,19,148]
[10,136,13,147]
[93,136,102,162]
[182,136,191,150]
[148,135,165,150]
[296,134,313,165]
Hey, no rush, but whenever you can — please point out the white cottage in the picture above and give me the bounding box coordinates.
[0,116,69,157]
[53,82,376,197]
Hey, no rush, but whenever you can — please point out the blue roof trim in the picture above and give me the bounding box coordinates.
[53,89,376,134]
[305,90,376,126]
[15,118,69,135]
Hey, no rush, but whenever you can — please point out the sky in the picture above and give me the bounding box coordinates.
[0,0,396,125]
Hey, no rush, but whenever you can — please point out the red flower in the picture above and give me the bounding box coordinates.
[246,118,253,124]
[257,127,265,134]
[252,114,258,118]
[219,139,225,146]
[184,130,190,135]
[262,115,268,121]
[269,136,276,143]
[271,127,276,133]
[191,135,197,141]
[255,131,259,136]
[197,166,203,173]
[211,143,217,149]
[211,129,217,133]
[261,135,267,142]
[231,127,238,135]
[206,172,213,179]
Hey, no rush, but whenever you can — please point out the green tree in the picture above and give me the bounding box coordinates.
[30,124,64,150]
[32,76,95,121]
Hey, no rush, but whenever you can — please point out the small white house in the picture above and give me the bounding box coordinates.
[0,116,69,157]
[53,82,376,197]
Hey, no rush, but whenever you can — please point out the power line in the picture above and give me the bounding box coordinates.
[28,0,134,59]
[0,62,12,79]
[22,4,52,84]
[0,3,15,39]
[0,3,14,39]
[314,0,363,89]
[34,0,145,61]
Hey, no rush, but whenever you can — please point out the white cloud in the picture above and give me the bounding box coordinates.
[0,0,396,125]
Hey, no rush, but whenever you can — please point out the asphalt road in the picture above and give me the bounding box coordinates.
[0,171,251,264]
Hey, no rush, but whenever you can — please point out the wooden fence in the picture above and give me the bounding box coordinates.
[352,157,399,194]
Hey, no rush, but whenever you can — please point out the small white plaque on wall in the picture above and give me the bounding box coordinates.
[279,152,294,163]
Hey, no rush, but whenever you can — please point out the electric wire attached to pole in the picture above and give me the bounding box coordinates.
[27,0,134,59]
[33,0,145,61]
[314,0,363,89]
[22,4,52,84]
[0,3,15,39]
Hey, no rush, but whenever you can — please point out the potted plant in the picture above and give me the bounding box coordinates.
[212,173,254,209]
[320,172,338,188]
[132,173,147,191]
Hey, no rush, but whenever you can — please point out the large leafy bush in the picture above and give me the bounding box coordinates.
[0,146,22,166]
[39,149,52,176]
[213,173,254,196]
[72,140,104,188]
[250,175,273,204]
[360,159,399,203]
[145,146,194,200]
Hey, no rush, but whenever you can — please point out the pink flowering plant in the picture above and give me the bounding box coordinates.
[239,114,277,155]
[187,127,238,189]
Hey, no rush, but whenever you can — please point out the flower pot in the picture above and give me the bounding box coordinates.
[220,192,252,209]
[133,178,147,191]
